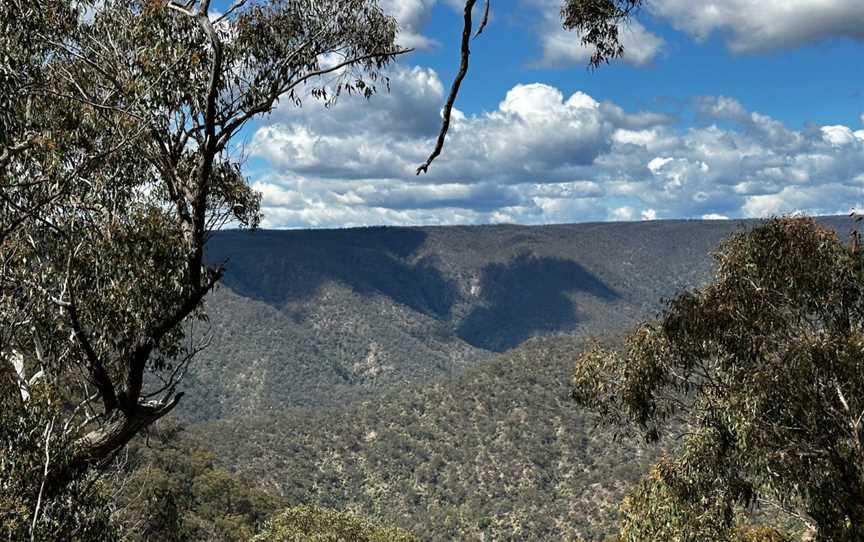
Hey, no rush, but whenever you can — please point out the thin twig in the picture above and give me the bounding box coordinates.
[475,0,490,38]
[30,416,56,541]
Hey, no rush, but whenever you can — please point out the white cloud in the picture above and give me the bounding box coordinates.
[248,69,864,228]
[611,206,636,221]
[641,208,658,220]
[694,95,750,123]
[647,157,710,192]
[822,125,858,146]
[649,0,864,53]
[379,0,438,50]
[378,0,481,50]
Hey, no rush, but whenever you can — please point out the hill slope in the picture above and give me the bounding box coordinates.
[180,216,853,422]
[197,336,656,541]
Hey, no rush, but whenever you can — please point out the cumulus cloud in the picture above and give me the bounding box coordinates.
[379,0,438,50]
[649,0,864,53]
[694,95,750,123]
[248,67,864,228]
[378,0,482,50]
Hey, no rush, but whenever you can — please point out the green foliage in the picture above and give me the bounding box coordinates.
[572,217,864,541]
[0,382,116,541]
[561,0,644,66]
[194,336,658,541]
[183,218,759,422]
[1,0,400,483]
[252,506,417,542]
[112,423,285,541]
[731,525,793,542]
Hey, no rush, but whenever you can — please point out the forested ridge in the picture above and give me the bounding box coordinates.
[195,336,653,541]
[6,0,862,538]
[181,218,849,421]
[154,217,849,541]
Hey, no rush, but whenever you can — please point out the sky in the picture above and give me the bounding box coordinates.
[242,0,864,229]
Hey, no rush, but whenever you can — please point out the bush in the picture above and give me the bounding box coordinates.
[252,505,418,542]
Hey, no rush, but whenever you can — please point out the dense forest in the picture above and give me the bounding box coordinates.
[180,218,792,420]
[122,217,851,541]
[4,213,859,540]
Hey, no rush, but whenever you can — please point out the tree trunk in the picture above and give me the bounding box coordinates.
[75,394,182,467]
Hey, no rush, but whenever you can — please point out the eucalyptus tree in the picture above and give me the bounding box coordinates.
[1,0,403,495]
[0,0,648,467]
[571,218,864,541]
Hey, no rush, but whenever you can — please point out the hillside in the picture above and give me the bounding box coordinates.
[180,216,852,422]
[196,336,657,541]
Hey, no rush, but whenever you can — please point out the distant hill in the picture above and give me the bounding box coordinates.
[180,216,853,422]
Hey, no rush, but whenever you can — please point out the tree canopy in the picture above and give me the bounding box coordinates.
[1,0,403,531]
[252,506,418,542]
[561,0,644,67]
[571,217,864,541]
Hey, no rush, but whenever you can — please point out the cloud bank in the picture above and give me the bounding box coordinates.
[649,0,864,52]
[246,65,864,228]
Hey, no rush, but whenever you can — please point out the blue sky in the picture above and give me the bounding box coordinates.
[245,0,864,228]
[416,2,864,128]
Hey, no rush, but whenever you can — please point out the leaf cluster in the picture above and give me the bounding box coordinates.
[0,381,116,541]
[561,0,644,67]
[572,217,864,540]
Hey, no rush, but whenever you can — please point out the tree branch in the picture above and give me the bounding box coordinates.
[417,0,477,175]
[124,266,223,410]
[217,47,412,151]
[475,0,490,38]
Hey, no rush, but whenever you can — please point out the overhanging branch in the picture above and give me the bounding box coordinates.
[416,0,477,175]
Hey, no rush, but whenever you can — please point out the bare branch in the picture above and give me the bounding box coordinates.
[124,266,223,410]
[475,0,490,38]
[67,281,120,413]
[417,0,477,175]
[214,0,247,23]
[166,1,195,17]
[30,416,56,542]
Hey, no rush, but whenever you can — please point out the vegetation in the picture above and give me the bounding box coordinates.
[561,0,645,67]
[2,0,859,539]
[183,219,762,422]
[252,506,417,542]
[0,381,116,541]
[1,0,403,466]
[572,217,864,541]
[1,0,403,529]
[1,1,607,529]
[112,424,286,541]
[195,336,660,541]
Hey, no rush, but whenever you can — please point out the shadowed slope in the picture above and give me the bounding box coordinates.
[207,227,457,319]
[458,254,618,351]
[183,216,854,422]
